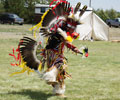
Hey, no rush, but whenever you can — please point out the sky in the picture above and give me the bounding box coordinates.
[67,0,120,12]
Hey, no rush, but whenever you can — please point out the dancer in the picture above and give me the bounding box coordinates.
[10,0,88,97]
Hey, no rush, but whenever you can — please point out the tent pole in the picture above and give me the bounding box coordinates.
[89,0,92,7]
[90,0,93,41]
[91,10,94,41]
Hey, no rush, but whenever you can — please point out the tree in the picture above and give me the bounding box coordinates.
[117,12,120,18]
[40,0,54,4]
[24,0,41,23]
[107,9,117,19]
[94,9,108,21]
[3,0,25,17]
[0,1,5,13]
[94,8,119,22]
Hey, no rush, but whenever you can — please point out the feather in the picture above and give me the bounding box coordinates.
[74,2,81,14]
[42,9,56,27]
[42,1,72,27]
[79,5,87,17]
[19,37,41,70]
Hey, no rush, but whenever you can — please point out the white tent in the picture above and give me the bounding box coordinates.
[76,10,109,41]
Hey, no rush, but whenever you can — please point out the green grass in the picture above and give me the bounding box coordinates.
[0,24,120,100]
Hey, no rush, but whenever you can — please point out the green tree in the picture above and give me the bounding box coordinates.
[48,0,55,4]
[94,9,108,21]
[107,9,117,19]
[40,0,54,4]
[117,12,120,18]
[3,0,25,17]
[24,0,41,23]
[0,1,5,13]
[94,8,119,22]
[40,0,47,4]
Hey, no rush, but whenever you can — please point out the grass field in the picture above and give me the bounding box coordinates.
[0,24,120,100]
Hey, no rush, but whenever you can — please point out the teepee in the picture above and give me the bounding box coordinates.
[76,9,109,41]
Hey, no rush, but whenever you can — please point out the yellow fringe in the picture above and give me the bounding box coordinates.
[38,62,42,71]
[29,8,51,38]
[10,57,34,76]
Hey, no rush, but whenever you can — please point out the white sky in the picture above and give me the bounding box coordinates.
[67,0,120,11]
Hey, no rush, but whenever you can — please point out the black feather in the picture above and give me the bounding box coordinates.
[19,37,40,70]
[42,1,72,27]
[74,2,81,14]
[42,9,56,27]
[79,5,87,17]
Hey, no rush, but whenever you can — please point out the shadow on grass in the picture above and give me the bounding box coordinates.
[7,89,53,100]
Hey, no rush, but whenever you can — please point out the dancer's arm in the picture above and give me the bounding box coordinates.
[65,41,83,54]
